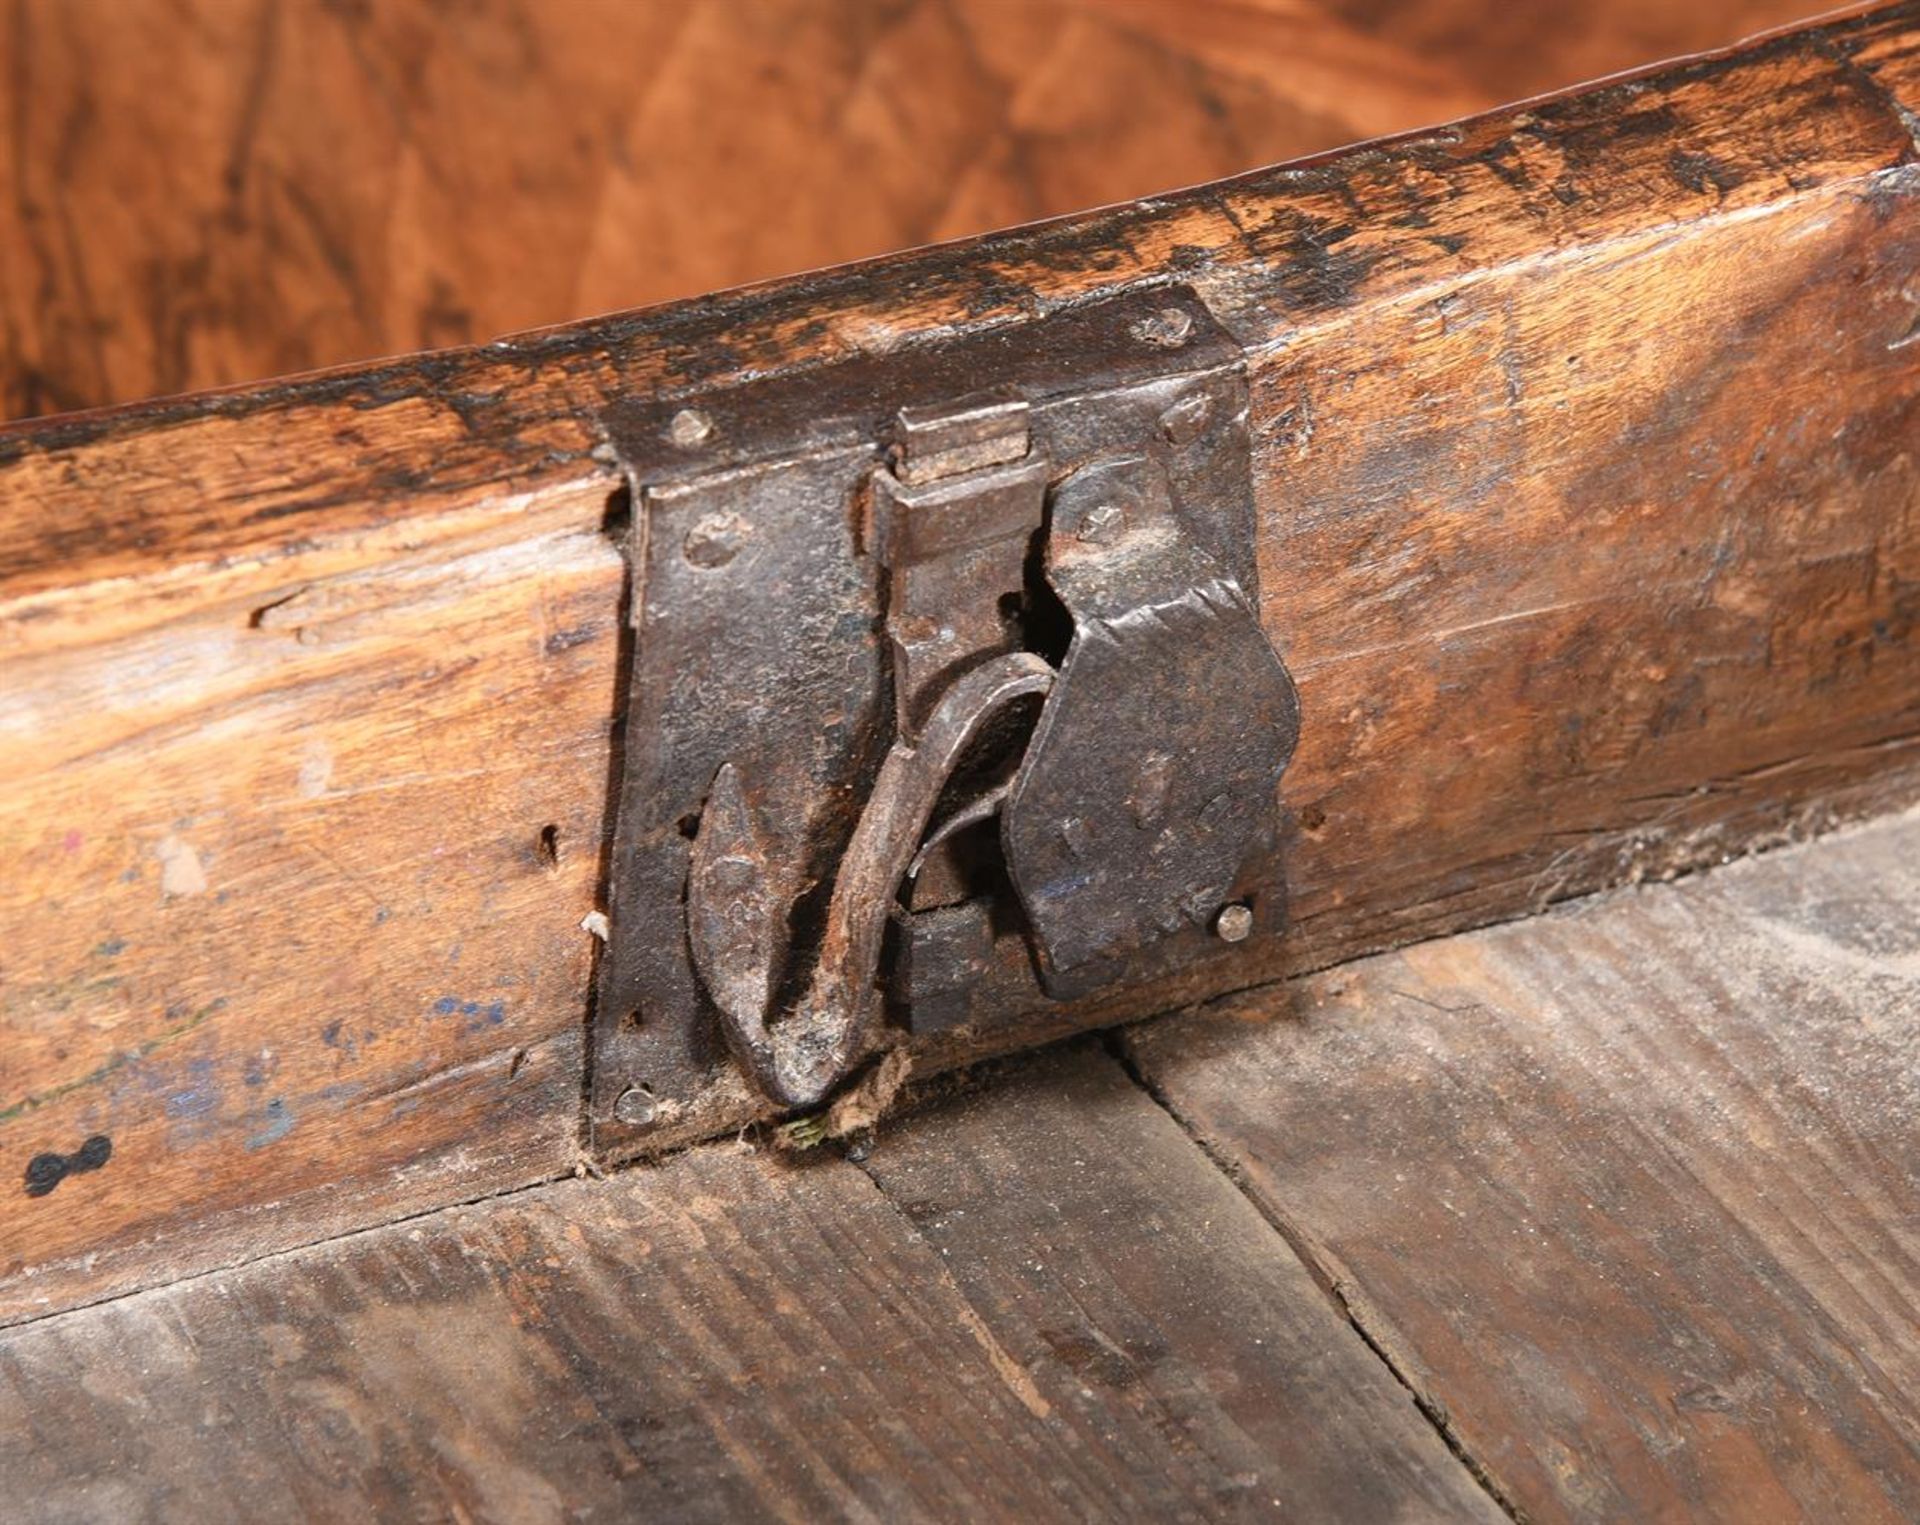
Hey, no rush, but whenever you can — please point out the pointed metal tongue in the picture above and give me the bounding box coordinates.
[685,762,782,1048]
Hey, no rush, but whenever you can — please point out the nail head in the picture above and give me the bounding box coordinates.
[1214,903,1254,943]
[669,408,715,448]
[1133,306,1195,348]
[1078,503,1127,544]
[684,511,749,568]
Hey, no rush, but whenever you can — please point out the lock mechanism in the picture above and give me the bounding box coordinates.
[592,290,1299,1145]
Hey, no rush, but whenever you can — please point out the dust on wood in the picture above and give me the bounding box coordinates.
[0,1046,1500,1523]
[1128,807,1920,1524]
[0,4,1916,1323]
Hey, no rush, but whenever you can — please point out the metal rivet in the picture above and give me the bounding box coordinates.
[1214,903,1254,943]
[1160,390,1213,445]
[1078,503,1126,544]
[613,1086,658,1127]
[669,408,715,448]
[684,511,749,568]
[1132,306,1195,348]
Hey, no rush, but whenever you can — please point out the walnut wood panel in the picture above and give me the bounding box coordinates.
[0,0,1819,421]
[1127,808,1920,1523]
[1,6,1917,1322]
[0,1047,1499,1523]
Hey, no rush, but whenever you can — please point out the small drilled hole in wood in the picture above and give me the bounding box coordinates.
[1298,804,1328,834]
[537,824,561,867]
[623,1007,645,1031]
[676,813,701,840]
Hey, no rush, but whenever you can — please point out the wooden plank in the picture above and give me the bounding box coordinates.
[3,5,1918,1321]
[0,0,1818,421]
[857,1047,1503,1521]
[0,1047,1500,1523]
[0,486,623,1323]
[1128,808,1920,1523]
[6,7,1916,601]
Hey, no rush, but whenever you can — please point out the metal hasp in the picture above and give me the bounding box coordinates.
[591,289,1299,1151]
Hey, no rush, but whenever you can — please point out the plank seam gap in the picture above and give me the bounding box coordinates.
[575,479,638,1171]
[1101,1029,1532,1525]
[0,1160,581,1338]
[21,800,1918,1336]
[837,1145,1078,1433]
[1289,759,1920,988]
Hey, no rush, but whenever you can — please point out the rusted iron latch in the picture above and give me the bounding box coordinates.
[591,289,1299,1147]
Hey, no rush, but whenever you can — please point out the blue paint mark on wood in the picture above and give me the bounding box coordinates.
[163,1055,220,1118]
[245,1097,294,1151]
[432,995,508,1034]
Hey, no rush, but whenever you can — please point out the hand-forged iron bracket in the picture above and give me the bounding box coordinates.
[688,653,1055,1108]
[590,288,1299,1156]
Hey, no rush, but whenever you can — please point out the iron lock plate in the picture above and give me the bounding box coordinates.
[590,288,1298,1155]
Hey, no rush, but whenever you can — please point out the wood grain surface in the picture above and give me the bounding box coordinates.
[2,4,1917,1324]
[0,0,1820,422]
[0,481,623,1323]
[0,1047,1500,1523]
[1128,807,1920,1523]
[6,811,1916,1520]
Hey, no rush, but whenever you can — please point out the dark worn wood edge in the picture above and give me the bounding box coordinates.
[1,2,1917,1323]
[0,2,1912,601]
